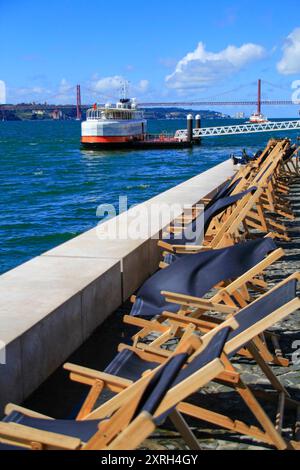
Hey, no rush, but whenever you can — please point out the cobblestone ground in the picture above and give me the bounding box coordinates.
[141,179,300,451]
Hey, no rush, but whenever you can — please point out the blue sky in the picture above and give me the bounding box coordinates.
[1,0,300,117]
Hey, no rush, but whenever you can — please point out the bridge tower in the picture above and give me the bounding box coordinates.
[257,79,262,115]
[76,85,82,121]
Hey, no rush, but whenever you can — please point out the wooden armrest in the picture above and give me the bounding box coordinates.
[63,363,133,388]
[118,343,171,361]
[173,245,205,251]
[0,422,81,450]
[161,311,221,331]
[123,315,168,333]
[159,261,169,269]
[201,198,212,203]
[158,240,174,252]
[5,404,53,420]
[161,291,238,314]
[221,248,284,296]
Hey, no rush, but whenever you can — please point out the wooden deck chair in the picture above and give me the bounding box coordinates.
[231,140,295,224]
[166,140,286,235]
[169,139,293,250]
[254,148,296,221]
[222,141,294,231]
[0,324,236,451]
[247,138,285,171]
[197,139,288,220]
[160,144,294,257]
[280,144,300,180]
[159,186,260,256]
[64,275,300,450]
[181,139,294,234]
[123,238,287,366]
[174,274,300,450]
[133,267,292,368]
[115,275,300,450]
[172,184,290,257]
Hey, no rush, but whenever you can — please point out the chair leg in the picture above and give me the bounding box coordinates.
[169,409,202,450]
[247,342,291,396]
[251,336,289,367]
[234,378,288,450]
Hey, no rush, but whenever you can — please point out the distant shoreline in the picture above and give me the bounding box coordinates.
[0,106,230,121]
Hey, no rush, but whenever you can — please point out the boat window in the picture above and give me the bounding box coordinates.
[87,107,142,120]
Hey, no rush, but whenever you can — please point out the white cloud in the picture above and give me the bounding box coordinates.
[51,78,75,103]
[14,86,51,97]
[91,75,124,93]
[58,78,73,95]
[166,42,266,91]
[6,75,150,104]
[0,80,6,104]
[9,80,72,104]
[277,28,300,75]
[89,75,150,98]
[137,79,149,93]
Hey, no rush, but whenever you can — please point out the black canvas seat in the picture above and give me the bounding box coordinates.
[105,279,297,388]
[163,187,256,247]
[282,145,297,162]
[204,177,242,211]
[131,238,277,319]
[1,328,231,447]
[136,327,231,425]
[227,279,297,357]
[104,349,159,381]
[0,443,26,450]
[256,162,273,183]
[3,411,100,442]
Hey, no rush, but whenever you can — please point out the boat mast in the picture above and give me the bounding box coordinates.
[120,80,130,102]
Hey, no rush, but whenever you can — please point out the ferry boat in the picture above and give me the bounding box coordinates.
[248,112,269,124]
[81,98,147,149]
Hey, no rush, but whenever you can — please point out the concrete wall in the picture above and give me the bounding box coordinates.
[0,159,234,415]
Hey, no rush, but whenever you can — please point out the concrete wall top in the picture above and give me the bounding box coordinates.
[0,256,121,345]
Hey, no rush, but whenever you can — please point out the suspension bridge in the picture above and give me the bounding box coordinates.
[1,79,299,140]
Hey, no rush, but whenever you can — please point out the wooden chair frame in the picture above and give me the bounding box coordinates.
[0,322,238,451]
[160,139,293,257]
[61,276,300,450]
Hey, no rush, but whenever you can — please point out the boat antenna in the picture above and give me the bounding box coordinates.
[120,80,130,101]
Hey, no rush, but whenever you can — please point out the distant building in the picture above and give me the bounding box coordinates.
[0,80,6,104]
[32,110,45,116]
[51,109,63,120]
[235,112,245,119]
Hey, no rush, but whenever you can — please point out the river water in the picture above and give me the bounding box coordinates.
[0,118,299,274]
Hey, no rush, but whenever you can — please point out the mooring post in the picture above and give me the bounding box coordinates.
[187,114,193,143]
[194,114,202,145]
